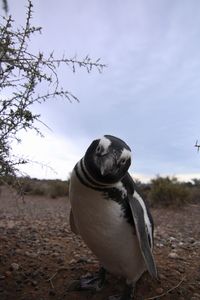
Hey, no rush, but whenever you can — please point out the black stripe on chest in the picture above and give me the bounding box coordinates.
[74,163,135,228]
[102,188,135,228]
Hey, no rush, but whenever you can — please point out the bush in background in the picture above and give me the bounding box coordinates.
[48,180,69,199]
[1,175,199,206]
[13,177,69,198]
[148,176,190,207]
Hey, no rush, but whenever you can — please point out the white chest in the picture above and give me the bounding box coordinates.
[69,170,146,281]
[70,170,124,242]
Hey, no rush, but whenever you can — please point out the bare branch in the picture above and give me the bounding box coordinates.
[0,1,106,178]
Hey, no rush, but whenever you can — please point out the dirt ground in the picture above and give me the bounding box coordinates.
[0,186,200,300]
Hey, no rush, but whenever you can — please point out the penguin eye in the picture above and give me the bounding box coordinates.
[96,145,103,154]
[120,158,126,165]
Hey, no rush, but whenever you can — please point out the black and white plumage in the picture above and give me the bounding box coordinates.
[69,135,157,299]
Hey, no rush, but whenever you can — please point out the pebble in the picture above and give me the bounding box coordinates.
[11,263,20,271]
[31,280,38,287]
[25,251,38,258]
[156,243,164,248]
[69,259,76,264]
[168,236,177,242]
[155,287,164,294]
[188,237,195,244]
[179,241,184,246]
[168,252,179,259]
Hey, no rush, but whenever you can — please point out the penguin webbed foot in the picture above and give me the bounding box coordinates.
[68,267,106,292]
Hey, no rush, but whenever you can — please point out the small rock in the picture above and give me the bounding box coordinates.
[15,249,22,254]
[31,280,38,287]
[168,236,177,242]
[171,243,176,249]
[156,243,164,248]
[69,259,76,264]
[168,252,179,259]
[155,287,164,294]
[188,237,195,244]
[179,242,184,247]
[25,251,38,258]
[11,263,20,271]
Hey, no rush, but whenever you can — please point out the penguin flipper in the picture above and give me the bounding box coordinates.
[69,209,79,235]
[128,195,157,279]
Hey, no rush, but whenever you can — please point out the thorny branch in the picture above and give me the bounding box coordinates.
[0,0,106,178]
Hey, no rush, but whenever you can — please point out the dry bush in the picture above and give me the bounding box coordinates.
[148,176,190,207]
[48,180,69,199]
[14,177,69,198]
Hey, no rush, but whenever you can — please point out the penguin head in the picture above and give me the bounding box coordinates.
[84,135,131,184]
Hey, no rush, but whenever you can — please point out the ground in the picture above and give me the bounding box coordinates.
[0,186,200,300]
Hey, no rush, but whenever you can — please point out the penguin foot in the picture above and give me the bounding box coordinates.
[68,267,106,292]
[108,282,135,300]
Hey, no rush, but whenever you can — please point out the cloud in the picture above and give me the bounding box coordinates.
[12,130,87,180]
[7,0,200,180]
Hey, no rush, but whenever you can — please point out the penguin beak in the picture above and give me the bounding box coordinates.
[100,156,116,176]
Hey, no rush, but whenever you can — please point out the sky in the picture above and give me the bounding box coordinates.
[4,0,200,182]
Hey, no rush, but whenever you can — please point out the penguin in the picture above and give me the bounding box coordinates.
[69,135,157,299]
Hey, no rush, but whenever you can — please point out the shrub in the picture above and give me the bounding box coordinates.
[11,177,69,197]
[149,176,190,207]
[48,180,69,199]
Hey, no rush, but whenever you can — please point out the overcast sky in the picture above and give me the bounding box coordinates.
[5,0,200,182]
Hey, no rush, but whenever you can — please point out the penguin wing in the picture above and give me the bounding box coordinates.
[69,209,79,235]
[128,192,158,279]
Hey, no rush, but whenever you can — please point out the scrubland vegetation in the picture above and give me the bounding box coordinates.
[0,175,199,206]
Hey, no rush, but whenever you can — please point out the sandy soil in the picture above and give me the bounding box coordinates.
[0,185,200,300]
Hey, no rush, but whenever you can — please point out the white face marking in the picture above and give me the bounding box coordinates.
[133,190,153,247]
[98,136,111,154]
[120,148,131,160]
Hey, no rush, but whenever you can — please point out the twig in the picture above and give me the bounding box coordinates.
[47,267,69,289]
[145,277,185,300]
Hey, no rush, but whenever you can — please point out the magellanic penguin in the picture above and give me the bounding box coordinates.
[69,135,157,300]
